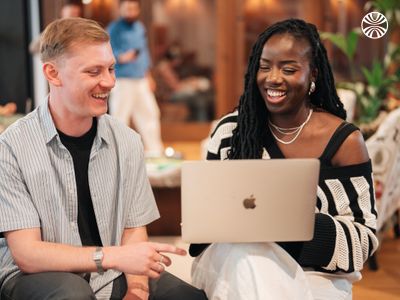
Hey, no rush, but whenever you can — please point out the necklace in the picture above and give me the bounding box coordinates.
[268,109,313,145]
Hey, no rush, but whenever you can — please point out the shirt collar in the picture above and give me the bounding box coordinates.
[38,96,58,144]
[39,96,110,146]
[96,114,111,146]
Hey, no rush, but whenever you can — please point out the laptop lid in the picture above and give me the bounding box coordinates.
[181,159,320,243]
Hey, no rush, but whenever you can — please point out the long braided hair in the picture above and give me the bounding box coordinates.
[228,18,346,159]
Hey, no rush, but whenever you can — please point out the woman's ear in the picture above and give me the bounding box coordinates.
[43,62,62,86]
[311,67,318,83]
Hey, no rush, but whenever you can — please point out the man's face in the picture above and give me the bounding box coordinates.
[120,1,140,23]
[54,42,116,119]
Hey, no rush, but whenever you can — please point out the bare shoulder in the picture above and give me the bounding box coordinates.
[332,127,370,167]
[312,111,369,166]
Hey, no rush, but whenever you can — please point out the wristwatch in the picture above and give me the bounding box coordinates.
[93,247,104,275]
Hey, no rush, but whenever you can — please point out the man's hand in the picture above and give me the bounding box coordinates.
[103,242,186,278]
[118,49,138,64]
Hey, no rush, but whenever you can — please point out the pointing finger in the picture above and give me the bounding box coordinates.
[149,242,187,256]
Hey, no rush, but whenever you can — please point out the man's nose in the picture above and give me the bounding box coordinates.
[101,71,116,89]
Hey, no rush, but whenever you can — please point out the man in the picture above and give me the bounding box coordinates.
[108,0,164,157]
[0,18,206,300]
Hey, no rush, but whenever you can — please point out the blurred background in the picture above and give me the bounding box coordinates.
[2,0,399,139]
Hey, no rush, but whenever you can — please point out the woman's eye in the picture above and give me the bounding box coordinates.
[259,65,270,71]
[283,69,296,74]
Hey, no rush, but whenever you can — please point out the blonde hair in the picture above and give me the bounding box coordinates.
[40,17,109,62]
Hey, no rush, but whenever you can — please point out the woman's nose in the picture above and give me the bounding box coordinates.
[266,68,283,85]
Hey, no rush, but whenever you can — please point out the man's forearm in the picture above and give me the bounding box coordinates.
[6,228,125,274]
[5,227,183,277]
[5,229,99,273]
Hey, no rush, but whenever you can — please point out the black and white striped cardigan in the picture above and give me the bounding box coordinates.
[190,111,379,273]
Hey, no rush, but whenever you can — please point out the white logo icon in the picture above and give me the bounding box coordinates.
[361,12,388,39]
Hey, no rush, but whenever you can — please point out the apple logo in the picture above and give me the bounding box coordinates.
[243,194,256,209]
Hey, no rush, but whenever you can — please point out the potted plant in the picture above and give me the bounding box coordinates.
[321,0,400,138]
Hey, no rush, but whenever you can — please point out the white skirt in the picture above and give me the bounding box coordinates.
[191,243,361,300]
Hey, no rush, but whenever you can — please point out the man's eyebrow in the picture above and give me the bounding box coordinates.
[82,63,115,69]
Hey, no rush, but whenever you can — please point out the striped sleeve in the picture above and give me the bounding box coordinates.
[0,140,40,237]
[322,162,378,272]
[281,161,379,273]
[206,111,238,160]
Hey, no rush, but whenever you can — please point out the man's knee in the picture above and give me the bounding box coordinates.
[2,272,96,300]
[52,273,96,299]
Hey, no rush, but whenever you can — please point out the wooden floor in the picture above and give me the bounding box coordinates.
[353,230,400,300]
[168,141,400,299]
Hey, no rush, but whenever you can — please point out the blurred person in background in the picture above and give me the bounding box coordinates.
[108,0,164,157]
[154,45,214,121]
[29,0,83,54]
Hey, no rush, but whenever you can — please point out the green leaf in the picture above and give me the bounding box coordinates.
[361,61,386,87]
[346,31,359,59]
[320,32,347,54]
[320,30,360,62]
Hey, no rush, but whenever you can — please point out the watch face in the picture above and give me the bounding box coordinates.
[94,249,103,259]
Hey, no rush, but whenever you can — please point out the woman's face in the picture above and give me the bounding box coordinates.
[256,33,316,115]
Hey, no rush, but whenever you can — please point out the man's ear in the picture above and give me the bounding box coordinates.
[43,62,62,86]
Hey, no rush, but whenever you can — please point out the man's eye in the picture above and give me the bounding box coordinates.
[87,70,99,75]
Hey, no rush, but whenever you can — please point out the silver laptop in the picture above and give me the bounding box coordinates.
[181,159,320,243]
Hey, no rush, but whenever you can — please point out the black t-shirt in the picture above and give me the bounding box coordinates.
[58,118,102,247]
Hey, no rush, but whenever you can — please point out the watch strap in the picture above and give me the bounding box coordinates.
[93,246,104,275]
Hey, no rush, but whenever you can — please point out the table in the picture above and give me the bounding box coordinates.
[146,157,183,235]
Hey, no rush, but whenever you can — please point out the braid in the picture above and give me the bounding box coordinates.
[228,18,346,160]
[306,23,346,119]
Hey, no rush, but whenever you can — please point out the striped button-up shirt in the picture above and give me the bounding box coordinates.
[0,99,160,296]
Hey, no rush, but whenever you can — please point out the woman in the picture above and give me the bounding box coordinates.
[189,19,378,300]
